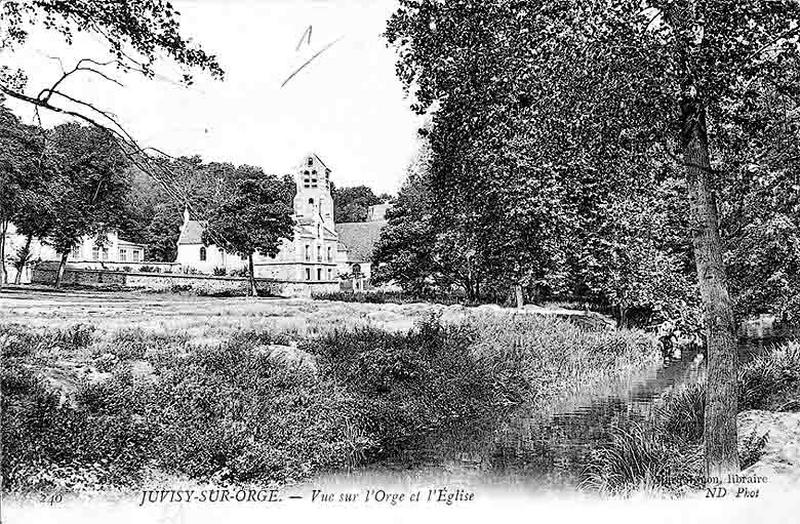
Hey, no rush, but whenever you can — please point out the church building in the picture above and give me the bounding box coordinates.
[176,153,345,282]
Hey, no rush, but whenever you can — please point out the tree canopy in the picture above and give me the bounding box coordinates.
[202,173,295,295]
[384,0,800,476]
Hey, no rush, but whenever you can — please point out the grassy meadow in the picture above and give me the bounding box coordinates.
[1,289,660,493]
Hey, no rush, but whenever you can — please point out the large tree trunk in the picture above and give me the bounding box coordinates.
[13,234,33,285]
[54,252,68,289]
[681,97,740,479]
[514,284,524,309]
[0,219,7,287]
[247,253,258,297]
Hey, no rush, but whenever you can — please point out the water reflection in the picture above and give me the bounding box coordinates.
[319,338,782,492]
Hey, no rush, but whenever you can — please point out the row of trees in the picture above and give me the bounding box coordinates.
[121,164,391,263]
[378,0,800,477]
[1,100,391,291]
[0,105,131,287]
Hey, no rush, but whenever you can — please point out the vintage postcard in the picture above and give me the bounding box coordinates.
[1,1,799,523]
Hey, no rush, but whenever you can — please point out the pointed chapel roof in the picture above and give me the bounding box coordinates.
[177,220,206,245]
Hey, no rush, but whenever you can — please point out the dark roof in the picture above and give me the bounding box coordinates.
[335,220,386,263]
[177,220,206,245]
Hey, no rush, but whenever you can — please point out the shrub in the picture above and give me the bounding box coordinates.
[104,328,188,361]
[303,318,496,458]
[582,422,704,497]
[212,267,227,276]
[1,365,153,491]
[659,383,706,443]
[739,428,770,470]
[739,341,800,411]
[1,323,95,357]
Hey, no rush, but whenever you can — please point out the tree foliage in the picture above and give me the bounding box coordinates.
[0,100,48,284]
[202,173,295,295]
[331,184,386,223]
[384,0,800,476]
[42,123,131,285]
[0,0,223,89]
[383,0,800,322]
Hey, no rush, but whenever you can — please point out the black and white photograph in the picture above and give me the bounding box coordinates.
[1,1,799,523]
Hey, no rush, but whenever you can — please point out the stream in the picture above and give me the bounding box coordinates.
[314,338,782,493]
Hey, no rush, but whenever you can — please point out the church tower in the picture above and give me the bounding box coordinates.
[293,153,334,228]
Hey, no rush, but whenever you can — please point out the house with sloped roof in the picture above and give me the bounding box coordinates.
[3,221,147,284]
[175,153,341,282]
[334,211,387,289]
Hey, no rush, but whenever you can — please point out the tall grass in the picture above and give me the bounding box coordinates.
[2,314,661,492]
[739,341,800,411]
[468,315,658,412]
[583,341,799,497]
[312,290,473,305]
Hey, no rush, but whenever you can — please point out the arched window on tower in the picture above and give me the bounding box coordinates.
[307,157,313,167]
[200,247,207,261]
[308,198,314,205]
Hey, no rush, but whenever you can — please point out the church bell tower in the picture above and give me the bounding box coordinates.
[293,153,334,228]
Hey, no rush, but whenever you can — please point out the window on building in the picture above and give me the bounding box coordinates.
[132,250,141,262]
[308,198,314,205]
[119,248,128,262]
[305,268,311,280]
[304,170,317,188]
[317,246,321,261]
[102,248,109,261]
[92,245,100,260]
[71,246,81,259]
[317,268,322,280]
[327,246,332,261]
[304,245,310,261]
[200,247,207,261]
[307,157,313,166]
[327,268,332,280]
[352,263,361,275]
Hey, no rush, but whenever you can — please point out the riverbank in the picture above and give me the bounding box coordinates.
[1,290,658,494]
[582,341,800,497]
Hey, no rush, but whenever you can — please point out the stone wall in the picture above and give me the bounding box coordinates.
[32,268,127,287]
[31,268,340,297]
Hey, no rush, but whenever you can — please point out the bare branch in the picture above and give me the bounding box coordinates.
[0,82,232,247]
[744,26,800,64]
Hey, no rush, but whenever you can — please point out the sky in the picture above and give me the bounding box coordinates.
[4,0,424,195]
